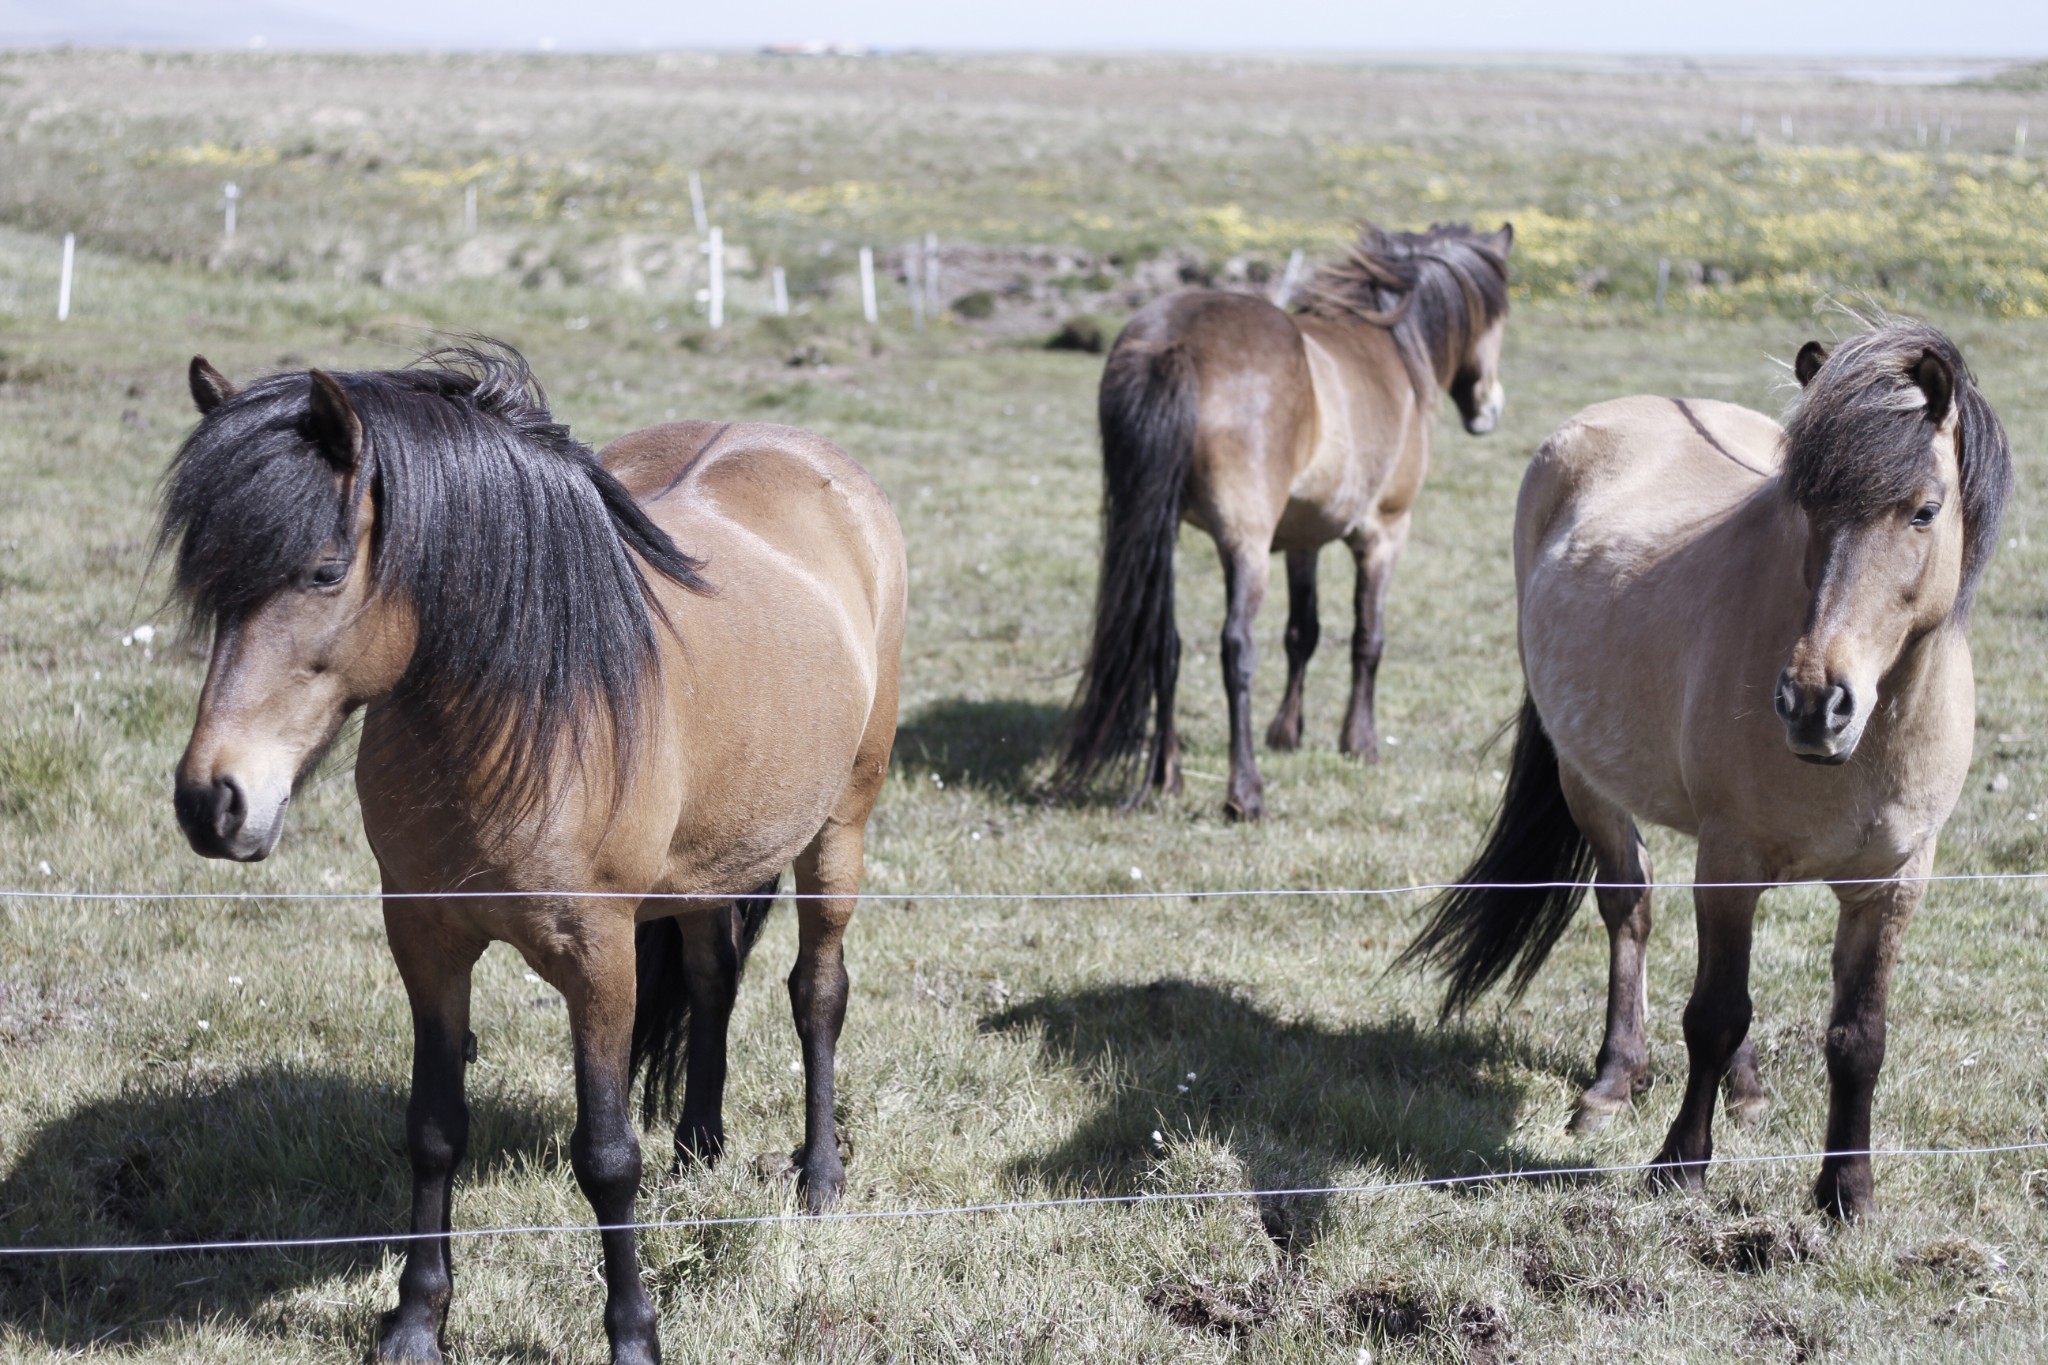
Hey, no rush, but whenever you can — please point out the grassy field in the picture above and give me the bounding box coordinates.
[3,49,2048,1363]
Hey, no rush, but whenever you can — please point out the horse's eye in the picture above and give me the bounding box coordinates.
[1909,502,1941,528]
[306,559,349,589]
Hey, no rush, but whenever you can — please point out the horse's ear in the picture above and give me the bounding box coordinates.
[188,356,239,414]
[1489,222,1515,255]
[305,369,362,473]
[1912,348,1954,426]
[1794,341,1829,388]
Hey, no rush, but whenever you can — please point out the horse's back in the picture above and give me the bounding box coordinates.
[603,420,905,627]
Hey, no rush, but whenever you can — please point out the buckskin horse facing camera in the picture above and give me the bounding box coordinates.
[1404,318,2010,1218]
[1056,221,1513,819]
[161,346,906,1364]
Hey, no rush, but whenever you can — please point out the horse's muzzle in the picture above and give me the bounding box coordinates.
[1774,670,1860,764]
[174,773,280,861]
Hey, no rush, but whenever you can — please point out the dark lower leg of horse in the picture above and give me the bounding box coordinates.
[1145,628,1183,798]
[672,908,743,1168]
[1218,553,1267,821]
[1813,884,1918,1220]
[569,1024,660,1365]
[1340,529,1400,761]
[1572,881,1655,1137]
[788,930,851,1212]
[377,1011,471,1365]
[1722,1036,1770,1128]
[556,918,661,1365]
[1649,891,1756,1195]
[1265,549,1319,752]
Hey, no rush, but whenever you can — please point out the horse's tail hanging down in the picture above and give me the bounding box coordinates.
[630,876,781,1125]
[1054,338,1198,802]
[1398,692,1597,1017]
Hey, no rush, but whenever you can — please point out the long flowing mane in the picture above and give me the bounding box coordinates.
[1295,221,1511,399]
[1782,317,2011,622]
[158,342,709,826]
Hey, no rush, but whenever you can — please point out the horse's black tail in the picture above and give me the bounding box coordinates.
[1397,693,1596,1019]
[1053,338,1197,803]
[630,875,780,1126]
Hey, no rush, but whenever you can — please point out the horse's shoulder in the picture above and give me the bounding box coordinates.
[603,420,872,505]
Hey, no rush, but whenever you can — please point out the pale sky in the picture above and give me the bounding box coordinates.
[4,0,2046,57]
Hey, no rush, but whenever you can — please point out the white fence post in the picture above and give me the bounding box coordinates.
[923,232,939,315]
[906,242,924,330]
[772,266,789,316]
[688,171,708,234]
[859,246,877,324]
[223,182,239,242]
[57,233,74,322]
[464,183,477,234]
[1274,247,1305,306]
[707,227,724,329]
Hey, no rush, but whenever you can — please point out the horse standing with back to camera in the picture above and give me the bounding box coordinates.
[1056,221,1514,819]
[159,344,906,1364]
[1404,317,2010,1218]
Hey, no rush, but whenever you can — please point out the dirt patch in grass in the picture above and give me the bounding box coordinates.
[1146,1273,1280,1337]
[1516,1243,1660,1313]
[1681,1213,1828,1275]
[1340,1278,1514,1363]
[1743,1306,1831,1363]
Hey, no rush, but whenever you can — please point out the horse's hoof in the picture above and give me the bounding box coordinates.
[1645,1152,1708,1197]
[673,1123,726,1170]
[1724,1091,1771,1130]
[375,1314,445,1365]
[1264,719,1302,751]
[1223,789,1265,821]
[1568,1094,1627,1136]
[1814,1169,1874,1222]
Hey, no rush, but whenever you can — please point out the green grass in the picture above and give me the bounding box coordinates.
[4,50,2048,1364]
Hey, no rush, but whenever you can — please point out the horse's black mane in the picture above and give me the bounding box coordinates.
[1297,221,1511,398]
[158,341,709,825]
[1783,318,2011,622]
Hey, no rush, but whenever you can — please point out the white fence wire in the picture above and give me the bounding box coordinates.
[5,1142,2048,1259]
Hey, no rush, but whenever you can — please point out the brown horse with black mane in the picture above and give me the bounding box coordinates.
[160,345,905,1364]
[1056,221,1514,818]
[1404,317,2010,1218]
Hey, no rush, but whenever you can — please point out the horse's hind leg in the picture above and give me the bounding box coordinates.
[1216,539,1271,820]
[1558,766,1655,1136]
[673,881,778,1166]
[789,820,863,1210]
[1265,548,1319,751]
[377,910,487,1365]
[1148,619,1183,797]
[1812,855,1927,1220]
[1339,513,1410,762]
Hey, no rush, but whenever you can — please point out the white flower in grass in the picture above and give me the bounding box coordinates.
[196,1020,209,1031]
[1129,867,1143,881]
[37,861,52,877]
[1150,1129,1164,1148]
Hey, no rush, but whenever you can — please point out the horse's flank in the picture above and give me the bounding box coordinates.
[1518,392,1973,880]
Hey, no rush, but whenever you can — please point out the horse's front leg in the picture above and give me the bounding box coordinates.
[1339,513,1409,761]
[1216,541,1271,821]
[554,908,662,1365]
[377,910,486,1365]
[789,824,863,1209]
[1264,548,1319,752]
[1648,860,1760,1195]
[1813,858,1927,1220]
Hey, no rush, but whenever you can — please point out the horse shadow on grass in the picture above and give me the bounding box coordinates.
[982,978,1560,1252]
[0,1063,570,1350]
[892,697,1065,799]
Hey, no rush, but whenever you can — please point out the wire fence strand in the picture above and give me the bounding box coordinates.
[6,1140,2047,1258]
[5,870,2048,905]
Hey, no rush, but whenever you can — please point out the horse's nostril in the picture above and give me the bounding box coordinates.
[1773,675,1798,721]
[1827,684,1856,725]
